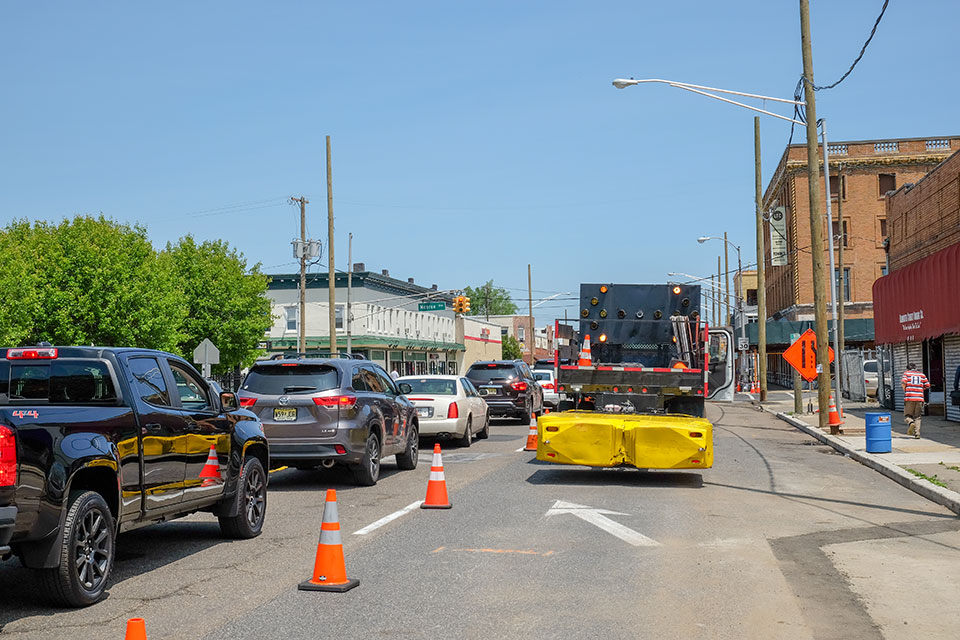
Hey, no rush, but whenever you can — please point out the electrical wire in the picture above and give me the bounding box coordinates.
[810,0,890,91]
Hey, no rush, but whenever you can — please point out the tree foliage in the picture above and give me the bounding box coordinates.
[164,236,272,372]
[501,334,523,360]
[463,280,517,317]
[0,216,271,371]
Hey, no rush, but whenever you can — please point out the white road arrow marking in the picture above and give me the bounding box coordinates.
[545,500,660,547]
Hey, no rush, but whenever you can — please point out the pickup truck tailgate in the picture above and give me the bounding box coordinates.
[536,411,712,469]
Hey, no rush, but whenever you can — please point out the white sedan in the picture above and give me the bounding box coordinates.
[396,375,489,447]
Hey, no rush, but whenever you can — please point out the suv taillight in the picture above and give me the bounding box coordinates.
[239,397,257,408]
[0,426,15,487]
[511,381,528,392]
[447,402,459,419]
[314,395,357,408]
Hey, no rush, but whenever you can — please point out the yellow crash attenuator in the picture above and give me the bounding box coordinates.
[536,411,713,469]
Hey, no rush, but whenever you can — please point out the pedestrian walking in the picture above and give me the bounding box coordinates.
[390,368,400,380]
[901,363,930,438]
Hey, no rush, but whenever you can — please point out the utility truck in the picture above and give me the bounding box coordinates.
[537,283,735,470]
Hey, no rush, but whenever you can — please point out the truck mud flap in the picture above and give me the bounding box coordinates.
[536,411,712,469]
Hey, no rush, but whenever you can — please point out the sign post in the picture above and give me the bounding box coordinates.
[193,338,220,379]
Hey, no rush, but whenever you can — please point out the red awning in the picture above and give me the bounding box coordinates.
[873,242,960,344]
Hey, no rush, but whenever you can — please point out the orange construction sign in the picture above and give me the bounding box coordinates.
[782,329,835,382]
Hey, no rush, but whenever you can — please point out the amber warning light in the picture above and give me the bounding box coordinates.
[672,286,682,295]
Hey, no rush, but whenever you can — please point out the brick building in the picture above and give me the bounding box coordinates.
[761,136,959,323]
[874,149,960,421]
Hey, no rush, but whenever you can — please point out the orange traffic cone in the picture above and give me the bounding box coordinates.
[578,334,592,367]
[125,618,147,640]
[827,395,844,428]
[523,414,538,451]
[298,489,359,592]
[421,443,452,509]
[199,445,221,486]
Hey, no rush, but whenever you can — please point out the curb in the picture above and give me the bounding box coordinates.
[775,411,960,517]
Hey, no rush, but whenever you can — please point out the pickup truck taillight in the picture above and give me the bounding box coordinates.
[313,395,357,408]
[511,381,528,392]
[0,425,15,487]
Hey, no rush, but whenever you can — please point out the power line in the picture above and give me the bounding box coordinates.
[810,0,890,91]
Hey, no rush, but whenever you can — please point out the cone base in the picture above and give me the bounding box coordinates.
[298,578,360,592]
[523,443,537,451]
[420,502,452,509]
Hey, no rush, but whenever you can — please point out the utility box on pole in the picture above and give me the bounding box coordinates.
[193,338,220,379]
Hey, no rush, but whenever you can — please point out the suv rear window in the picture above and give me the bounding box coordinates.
[466,364,518,382]
[401,379,457,395]
[242,364,339,395]
[3,360,118,404]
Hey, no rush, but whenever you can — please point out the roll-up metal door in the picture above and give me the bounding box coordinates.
[892,342,924,411]
[945,335,960,423]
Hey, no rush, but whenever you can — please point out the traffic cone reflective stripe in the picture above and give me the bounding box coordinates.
[199,445,220,479]
[578,334,592,367]
[421,443,452,509]
[125,618,147,640]
[523,415,538,451]
[298,489,359,592]
[827,394,844,427]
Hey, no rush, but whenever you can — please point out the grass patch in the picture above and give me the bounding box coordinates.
[905,468,949,488]
[937,462,960,473]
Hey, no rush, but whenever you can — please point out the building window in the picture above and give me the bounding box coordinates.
[880,264,888,277]
[879,218,887,239]
[518,326,525,342]
[834,267,851,302]
[878,173,896,196]
[335,306,344,330]
[831,220,848,247]
[746,289,758,306]
[829,174,846,200]
[285,306,298,332]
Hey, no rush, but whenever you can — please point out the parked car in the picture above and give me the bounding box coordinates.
[465,360,544,424]
[396,375,489,446]
[0,345,268,606]
[532,369,559,408]
[237,356,418,486]
[864,359,891,400]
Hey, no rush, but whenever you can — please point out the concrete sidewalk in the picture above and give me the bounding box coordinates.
[759,389,960,515]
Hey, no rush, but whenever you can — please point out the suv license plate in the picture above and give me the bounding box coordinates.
[480,387,496,396]
[274,408,297,422]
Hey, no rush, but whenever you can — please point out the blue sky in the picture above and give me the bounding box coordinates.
[2,1,957,323]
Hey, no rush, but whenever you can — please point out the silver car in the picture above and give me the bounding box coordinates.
[396,375,489,447]
[237,356,419,486]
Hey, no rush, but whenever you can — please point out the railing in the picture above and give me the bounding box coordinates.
[874,141,899,153]
[827,143,848,155]
[926,139,951,150]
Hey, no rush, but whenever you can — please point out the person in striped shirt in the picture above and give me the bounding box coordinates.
[901,363,930,438]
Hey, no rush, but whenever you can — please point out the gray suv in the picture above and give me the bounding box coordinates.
[237,356,418,485]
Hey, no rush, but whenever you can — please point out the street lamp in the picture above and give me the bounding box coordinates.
[614,76,842,425]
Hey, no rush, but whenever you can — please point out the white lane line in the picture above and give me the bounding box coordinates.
[353,500,423,535]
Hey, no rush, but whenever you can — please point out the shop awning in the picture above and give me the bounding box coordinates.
[873,242,960,344]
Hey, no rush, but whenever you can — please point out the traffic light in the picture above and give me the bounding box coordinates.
[452,296,464,313]
[461,296,470,314]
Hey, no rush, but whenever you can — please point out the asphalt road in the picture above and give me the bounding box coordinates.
[2,403,959,639]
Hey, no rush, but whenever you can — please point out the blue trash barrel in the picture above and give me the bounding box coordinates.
[865,412,892,453]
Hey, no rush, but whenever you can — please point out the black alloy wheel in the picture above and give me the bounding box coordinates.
[354,433,381,486]
[219,456,267,539]
[396,423,419,470]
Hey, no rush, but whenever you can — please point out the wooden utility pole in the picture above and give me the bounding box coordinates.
[346,232,353,355]
[754,117,767,402]
[528,264,535,365]
[326,135,337,355]
[290,196,309,354]
[800,0,833,431]
[723,231,731,325]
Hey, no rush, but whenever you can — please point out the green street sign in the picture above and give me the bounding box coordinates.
[418,301,446,311]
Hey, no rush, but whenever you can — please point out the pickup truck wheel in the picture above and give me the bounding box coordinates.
[40,490,115,607]
[353,433,381,486]
[218,456,267,539]
[395,423,419,470]
[458,417,472,448]
[476,413,490,440]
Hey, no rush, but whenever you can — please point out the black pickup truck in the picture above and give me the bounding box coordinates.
[0,345,269,606]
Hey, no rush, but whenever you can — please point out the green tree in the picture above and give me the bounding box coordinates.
[463,280,517,317]
[164,236,272,372]
[0,216,186,350]
[501,334,523,360]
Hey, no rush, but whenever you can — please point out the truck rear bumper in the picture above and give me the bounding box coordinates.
[536,411,712,469]
[0,505,17,555]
